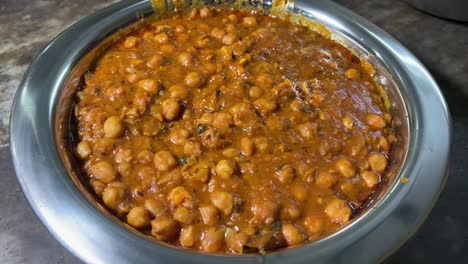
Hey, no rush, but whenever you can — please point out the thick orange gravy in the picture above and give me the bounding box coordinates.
[74,7,395,253]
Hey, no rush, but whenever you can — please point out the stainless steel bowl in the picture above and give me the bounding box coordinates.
[10,0,451,263]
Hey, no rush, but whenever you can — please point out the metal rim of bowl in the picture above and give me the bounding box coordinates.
[9,0,451,263]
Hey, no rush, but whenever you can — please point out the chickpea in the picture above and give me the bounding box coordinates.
[303,216,323,234]
[201,228,225,253]
[116,202,131,216]
[291,184,308,202]
[102,186,126,210]
[311,94,324,107]
[137,150,153,164]
[282,224,306,246]
[315,170,337,189]
[144,198,165,217]
[242,17,257,27]
[155,25,171,34]
[104,116,124,139]
[253,98,277,116]
[342,116,354,130]
[168,186,192,207]
[319,110,328,121]
[174,24,186,33]
[368,153,388,173]
[222,32,238,45]
[199,6,211,18]
[169,128,190,145]
[127,206,151,228]
[90,161,116,183]
[184,72,203,89]
[151,215,179,241]
[281,202,301,220]
[94,138,115,155]
[173,206,193,224]
[123,36,137,48]
[168,84,188,100]
[154,32,169,44]
[297,122,317,140]
[249,86,264,99]
[267,115,288,131]
[132,90,150,115]
[378,136,390,152]
[128,58,143,67]
[215,160,236,179]
[231,41,246,57]
[222,147,239,158]
[76,141,92,159]
[117,162,132,177]
[366,114,386,129]
[146,54,164,69]
[177,52,194,67]
[361,170,380,188]
[182,161,210,182]
[288,99,302,112]
[197,23,211,32]
[239,137,255,156]
[225,228,248,254]
[325,198,352,224]
[210,191,234,215]
[210,27,225,40]
[183,139,202,157]
[114,148,131,163]
[126,71,144,83]
[344,68,360,80]
[251,197,279,226]
[153,150,177,172]
[107,84,124,100]
[384,113,392,123]
[188,8,198,19]
[200,63,217,77]
[90,179,106,196]
[160,44,175,54]
[198,112,213,125]
[227,14,238,23]
[335,157,356,178]
[180,225,195,247]
[136,149,155,164]
[275,164,295,183]
[177,32,190,41]
[225,23,236,33]
[194,34,210,49]
[229,102,257,128]
[200,127,222,149]
[199,204,219,225]
[162,98,180,121]
[255,73,274,89]
[254,137,270,153]
[212,112,233,132]
[219,46,233,62]
[338,182,355,197]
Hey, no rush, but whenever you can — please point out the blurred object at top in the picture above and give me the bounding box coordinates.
[403,0,468,21]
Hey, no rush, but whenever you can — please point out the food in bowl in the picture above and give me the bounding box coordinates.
[73,6,395,254]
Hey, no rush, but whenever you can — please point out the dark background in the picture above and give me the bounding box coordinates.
[0,0,467,263]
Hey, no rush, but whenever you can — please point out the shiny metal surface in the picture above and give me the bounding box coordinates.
[403,0,468,21]
[10,0,451,263]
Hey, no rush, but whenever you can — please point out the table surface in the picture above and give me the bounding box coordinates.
[1,0,467,263]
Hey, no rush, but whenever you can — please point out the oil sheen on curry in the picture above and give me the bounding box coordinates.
[74,7,395,254]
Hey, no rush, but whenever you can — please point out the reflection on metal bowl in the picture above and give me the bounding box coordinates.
[10,0,451,263]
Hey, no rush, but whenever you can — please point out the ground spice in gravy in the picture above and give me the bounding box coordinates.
[74,6,395,254]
